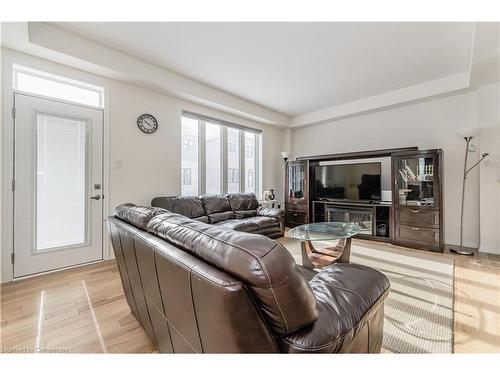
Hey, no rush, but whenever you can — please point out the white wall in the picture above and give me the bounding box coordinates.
[1,48,286,282]
[107,79,286,209]
[477,83,500,253]
[293,87,500,252]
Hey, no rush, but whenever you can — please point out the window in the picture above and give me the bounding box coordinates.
[183,138,195,151]
[180,113,261,196]
[13,65,104,108]
[244,132,257,194]
[181,168,192,185]
[245,145,254,158]
[181,117,199,196]
[247,170,255,189]
[205,123,221,194]
[228,168,239,183]
[227,128,240,193]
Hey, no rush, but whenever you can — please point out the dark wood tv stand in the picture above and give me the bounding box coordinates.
[285,147,444,252]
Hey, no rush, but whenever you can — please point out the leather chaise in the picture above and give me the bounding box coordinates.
[151,193,285,238]
[107,203,390,353]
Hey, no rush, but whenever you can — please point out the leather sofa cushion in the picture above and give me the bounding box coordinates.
[114,203,168,230]
[257,207,285,219]
[215,216,280,232]
[279,263,390,353]
[227,193,259,219]
[246,216,280,229]
[147,212,319,336]
[227,193,260,211]
[201,194,235,223]
[215,219,258,232]
[234,210,257,219]
[151,196,209,223]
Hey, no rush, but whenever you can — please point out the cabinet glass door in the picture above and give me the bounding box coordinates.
[396,155,436,207]
[288,163,306,200]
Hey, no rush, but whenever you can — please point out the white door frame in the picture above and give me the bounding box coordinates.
[1,52,112,283]
[13,93,105,277]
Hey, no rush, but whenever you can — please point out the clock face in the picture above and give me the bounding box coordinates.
[137,114,158,134]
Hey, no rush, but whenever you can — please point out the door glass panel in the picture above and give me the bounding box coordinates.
[205,122,221,194]
[227,128,240,193]
[244,132,256,194]
[181,117,199,196]
[36,114,87,251]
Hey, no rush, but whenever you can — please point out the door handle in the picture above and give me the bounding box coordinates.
[90,195,101,200]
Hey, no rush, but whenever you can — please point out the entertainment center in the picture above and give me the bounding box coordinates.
[285,147,443,252]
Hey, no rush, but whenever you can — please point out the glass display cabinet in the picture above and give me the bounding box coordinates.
[395,153,438,208]
[288,161,306,200]
[392,149,443,252]
[285,160,309,227]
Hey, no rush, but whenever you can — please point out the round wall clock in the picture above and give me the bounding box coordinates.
[137,114,158,134]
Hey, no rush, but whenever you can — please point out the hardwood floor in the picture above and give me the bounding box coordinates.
[1,242,499,353]
[0,261,155,353]
[453,251,500,352]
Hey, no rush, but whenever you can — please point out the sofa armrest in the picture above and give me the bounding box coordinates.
[257,207,286,232]
[256,206,285,219]
[278,263,390,353]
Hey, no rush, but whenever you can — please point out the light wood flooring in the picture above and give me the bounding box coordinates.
[1,261,154,353]
[1,240,499,353]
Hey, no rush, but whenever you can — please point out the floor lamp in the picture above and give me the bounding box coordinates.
[281,152,290,206]
[450,128,489,256]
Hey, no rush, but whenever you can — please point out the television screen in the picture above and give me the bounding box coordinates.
[315,163,381,201]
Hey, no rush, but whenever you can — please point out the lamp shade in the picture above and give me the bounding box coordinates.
[485,153,499,165]
[456,127,483,138]
[280,151,290,159]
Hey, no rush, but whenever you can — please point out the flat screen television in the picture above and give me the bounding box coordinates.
[315,162,381,202]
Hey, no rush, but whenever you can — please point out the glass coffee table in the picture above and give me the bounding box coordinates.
[286,222,363,269]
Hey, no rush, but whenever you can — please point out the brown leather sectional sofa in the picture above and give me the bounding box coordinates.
[107,202,390,353]
[151,193,285,238]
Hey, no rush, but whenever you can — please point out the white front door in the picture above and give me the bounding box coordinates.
[13,93,104,278]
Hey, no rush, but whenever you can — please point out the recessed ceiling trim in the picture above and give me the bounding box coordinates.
[3,22,487,130]
[292,71,471,127]
[23,22,291,127]
[48,22,476,119]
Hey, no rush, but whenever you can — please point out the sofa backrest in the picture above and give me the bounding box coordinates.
[152,193,263,223]
[108,204,278,353]
[151,196,209,223]
[200,194,235,223]
[227,193,260,219]
[114,203,169,229]
[147,211,319,336]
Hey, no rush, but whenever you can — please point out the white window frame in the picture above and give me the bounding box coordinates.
[12,64,105,108]
[181,112,261,197]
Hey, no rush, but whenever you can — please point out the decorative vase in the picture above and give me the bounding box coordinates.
[269,189,275,200]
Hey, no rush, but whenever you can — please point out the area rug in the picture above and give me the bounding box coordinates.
[278,237,454,353]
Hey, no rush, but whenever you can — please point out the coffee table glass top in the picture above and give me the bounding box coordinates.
[286,222,363,241]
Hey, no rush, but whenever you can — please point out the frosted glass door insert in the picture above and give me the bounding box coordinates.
[36,114,88,251]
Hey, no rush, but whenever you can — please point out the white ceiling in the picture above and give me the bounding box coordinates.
[51,22,475,117]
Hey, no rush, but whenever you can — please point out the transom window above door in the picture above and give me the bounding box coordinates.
[181,112,261,197]
[13,65,104,108]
